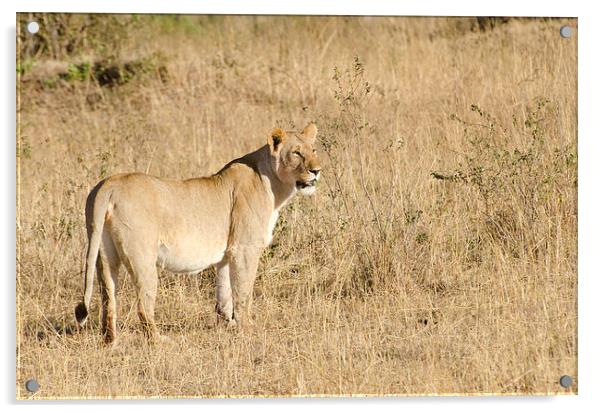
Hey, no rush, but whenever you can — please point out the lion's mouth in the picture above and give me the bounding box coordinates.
[296,179,316,190]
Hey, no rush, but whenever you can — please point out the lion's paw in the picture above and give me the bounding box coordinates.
[226,319,238,330]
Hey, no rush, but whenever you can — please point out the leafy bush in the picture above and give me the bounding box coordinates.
[18,13,140,60]
[432,99,576,258]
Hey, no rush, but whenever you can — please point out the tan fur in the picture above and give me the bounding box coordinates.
[75,124,321,344]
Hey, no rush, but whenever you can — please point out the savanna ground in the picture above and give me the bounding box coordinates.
[16,14,577,398]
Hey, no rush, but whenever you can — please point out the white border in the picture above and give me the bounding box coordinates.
[3,1,601,412]
[5,0,582,16]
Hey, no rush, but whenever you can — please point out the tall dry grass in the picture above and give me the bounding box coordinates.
[16,15,577,398]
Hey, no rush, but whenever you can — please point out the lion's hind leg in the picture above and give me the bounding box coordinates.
[120,250,164,343]
[98,229,121,344]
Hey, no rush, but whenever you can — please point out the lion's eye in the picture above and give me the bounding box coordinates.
[293,151,304,159]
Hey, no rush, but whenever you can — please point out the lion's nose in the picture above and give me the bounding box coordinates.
[309,168,321,176]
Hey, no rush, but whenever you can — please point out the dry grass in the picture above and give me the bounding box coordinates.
[16,15,577,398]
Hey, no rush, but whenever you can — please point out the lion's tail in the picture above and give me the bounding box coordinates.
[75,181,112,327]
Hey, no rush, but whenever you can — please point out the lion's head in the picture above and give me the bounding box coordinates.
[268,123,322,196]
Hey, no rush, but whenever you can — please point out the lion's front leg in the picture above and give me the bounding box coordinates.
[215,260,234,324]
[228,245,261,328]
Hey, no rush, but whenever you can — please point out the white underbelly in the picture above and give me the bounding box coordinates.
[157,242,226,274]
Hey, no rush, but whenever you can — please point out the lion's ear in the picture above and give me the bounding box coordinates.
[268,128,287,152]
[302,123,318,143]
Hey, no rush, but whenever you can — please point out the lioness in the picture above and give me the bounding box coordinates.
[75,124,321,343]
